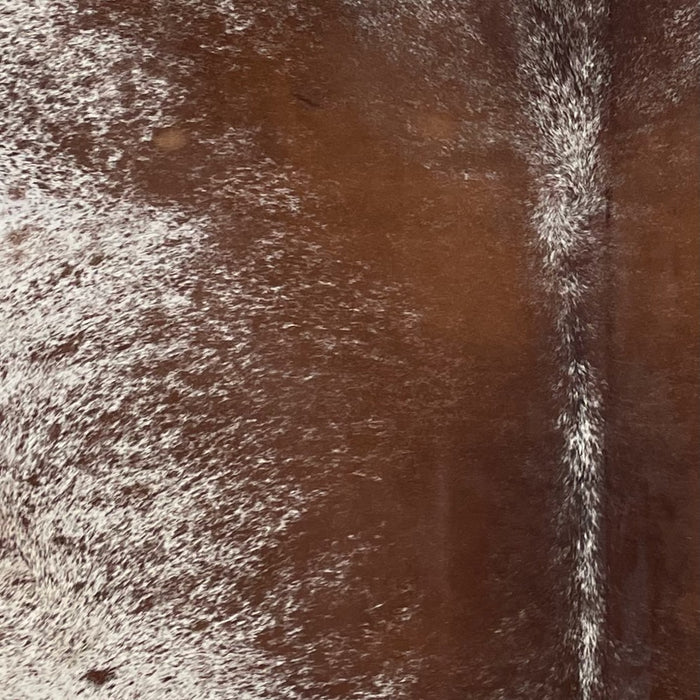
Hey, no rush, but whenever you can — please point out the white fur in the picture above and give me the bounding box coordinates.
[514,2,609,698]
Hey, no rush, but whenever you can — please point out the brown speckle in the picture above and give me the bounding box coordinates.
[152,127,189,152]
[82,668,117,687]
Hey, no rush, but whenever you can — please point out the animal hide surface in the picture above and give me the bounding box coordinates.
[1,2,697,698]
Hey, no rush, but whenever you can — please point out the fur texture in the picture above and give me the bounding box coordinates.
[1,1,697,698]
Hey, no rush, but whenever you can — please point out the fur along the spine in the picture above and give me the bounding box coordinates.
[514,2,610,698]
